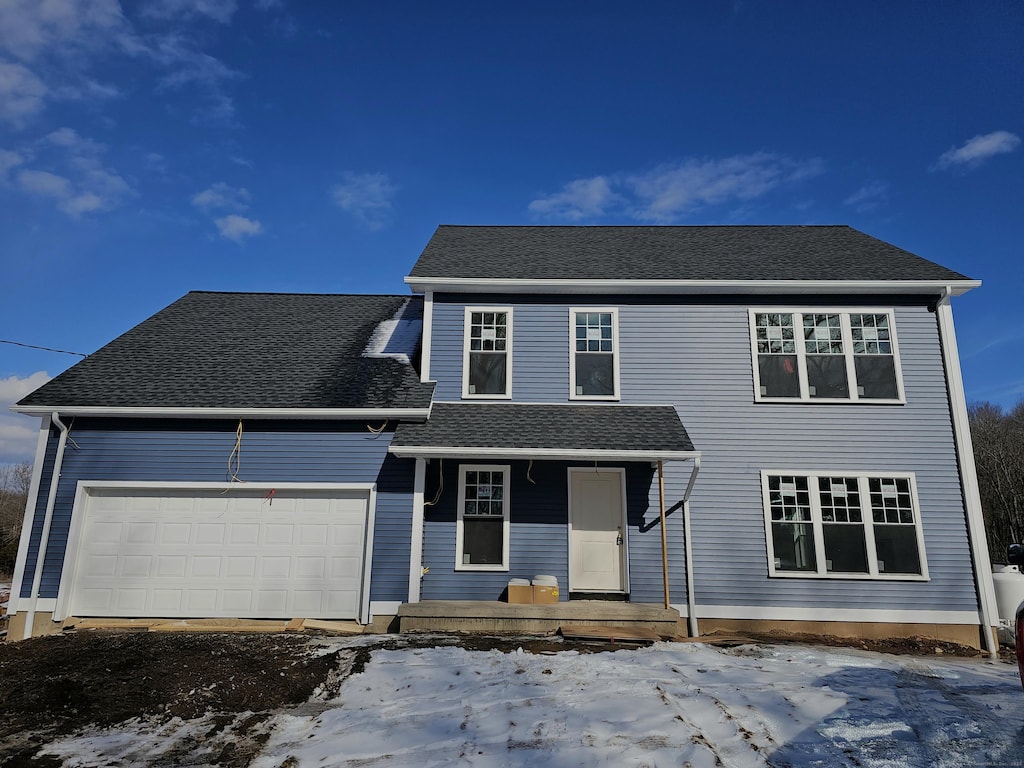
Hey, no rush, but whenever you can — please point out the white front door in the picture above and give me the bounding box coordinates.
[569,469,626,592]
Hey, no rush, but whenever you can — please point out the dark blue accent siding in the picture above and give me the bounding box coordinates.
[19,419,411,602]
[420,458,684,603]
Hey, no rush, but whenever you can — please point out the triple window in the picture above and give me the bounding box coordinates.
[762,471,927,579]
[463,308,512,398]
[455,465,510,571]
[751,310,903,403]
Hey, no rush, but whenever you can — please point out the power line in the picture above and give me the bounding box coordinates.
[0,339,88,357]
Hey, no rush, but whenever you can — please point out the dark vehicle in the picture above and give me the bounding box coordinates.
[1009,544,1024,689]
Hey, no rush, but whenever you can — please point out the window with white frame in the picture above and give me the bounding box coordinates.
[762,472,926,579]
[751,310,903,402]
[456,465,510,570]
[463,308,511,397]
[570,308,619,399]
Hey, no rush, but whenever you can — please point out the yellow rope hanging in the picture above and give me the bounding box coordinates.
[227,419,244,484]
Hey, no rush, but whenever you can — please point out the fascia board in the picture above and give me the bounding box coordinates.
[389,445,700,462]
[10,405,432,421]
[404,276,981,297]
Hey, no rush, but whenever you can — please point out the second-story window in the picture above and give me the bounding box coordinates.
[751,309,904,403]
[570,308,619,399]
[463,307,512,398]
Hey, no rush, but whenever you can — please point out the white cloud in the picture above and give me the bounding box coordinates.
[0,371,51,464]
[844,180,889,213]
[528,153,823,223]
[14,128,132,217]
[0,0,129,62]
[528,176,618,221]
[191,181,250,211]
[0,147,27,179]
[626,154,823,222]
[330,172,398,231]
[141,0,238,24]
[215,213,262,243]
[933,131,1021,171]
[0,59,48,126]
[0,0,240,126]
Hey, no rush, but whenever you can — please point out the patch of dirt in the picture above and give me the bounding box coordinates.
[0,631,348,765]
[718,629,993,658]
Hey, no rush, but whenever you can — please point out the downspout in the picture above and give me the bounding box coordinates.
[23,412,70,640]
[657,460,670,609]
[682,456,702,637]
[936,287,999,659]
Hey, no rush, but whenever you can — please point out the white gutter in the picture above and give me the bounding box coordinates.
[23,412,70,640]
[681,456,702,637]
[936,287,999,659]
[11,406,432,421]
[7,418,51,616]
[388,445,701,463]
[405,276,982,297]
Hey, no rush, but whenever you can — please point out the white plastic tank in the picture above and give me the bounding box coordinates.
[992,565,1024,626]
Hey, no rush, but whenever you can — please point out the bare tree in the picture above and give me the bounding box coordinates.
[969,400,1024,563]
[0,462,32,577]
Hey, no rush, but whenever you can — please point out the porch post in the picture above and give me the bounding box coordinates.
[658,460,670,609]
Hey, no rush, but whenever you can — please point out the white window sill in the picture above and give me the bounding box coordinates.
[754,396,905,405]
[461,393,513,400]
[769,571,928,582]
[455,564,509,572]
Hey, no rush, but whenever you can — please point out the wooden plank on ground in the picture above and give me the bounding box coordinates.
[285,618,306,632]
[559,624,664,643]
[302,619,364,635]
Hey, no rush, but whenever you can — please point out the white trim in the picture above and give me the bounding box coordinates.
[420,290,433,382]
[370,600,402,616]
[695,604,982,625]
[461,306,513,399]
[52,481,378,624]
[936,292,1000,656]
[10,406,432,420]
[748,308,906,404]
[405,276,981,297]
[761,470,930,580]
[569,307,620,401]
[408,458,426,603]
[8,417,50,615]
[389,445,700,462]
[455,464,511,572]
[8,597,56,613]
[567,467,628,593]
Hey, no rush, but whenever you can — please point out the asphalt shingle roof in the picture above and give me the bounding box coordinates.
[18,292,434,410]
[393,403,695,453]
[409,225,971,282]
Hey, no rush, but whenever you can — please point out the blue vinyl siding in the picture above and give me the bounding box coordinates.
[19,419,412,603]
[429,293,979,616]
[420,459,685,602]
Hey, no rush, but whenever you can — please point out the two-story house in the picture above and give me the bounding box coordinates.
[7,225,998,653]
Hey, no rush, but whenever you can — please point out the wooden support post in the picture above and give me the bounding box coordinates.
[658,460,670,609]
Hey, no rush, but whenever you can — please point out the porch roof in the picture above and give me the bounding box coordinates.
[389,402,698,462]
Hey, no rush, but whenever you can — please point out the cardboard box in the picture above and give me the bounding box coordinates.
[532,585,559,604]
[507,584,533,604]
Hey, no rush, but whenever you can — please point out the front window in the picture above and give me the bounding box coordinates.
[762,472,926,579]
[751,309,903,403]
[463,308,511,398]
[456,465,510,570]
[571,308,619,399]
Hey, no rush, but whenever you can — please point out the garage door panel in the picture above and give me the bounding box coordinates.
[68,488,370,620]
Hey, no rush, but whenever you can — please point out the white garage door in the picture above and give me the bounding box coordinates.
[65,486,371,620]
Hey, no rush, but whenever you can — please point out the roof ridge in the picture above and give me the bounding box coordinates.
[184,290,418,298]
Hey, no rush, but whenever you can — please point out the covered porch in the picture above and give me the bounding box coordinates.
[389,403,702,634]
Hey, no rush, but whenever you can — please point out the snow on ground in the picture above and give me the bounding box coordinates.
[42,640,1024,768]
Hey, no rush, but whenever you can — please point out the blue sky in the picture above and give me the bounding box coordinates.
[1,1,1021,463]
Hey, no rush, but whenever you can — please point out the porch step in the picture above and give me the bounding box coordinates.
[397,600,681,637]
